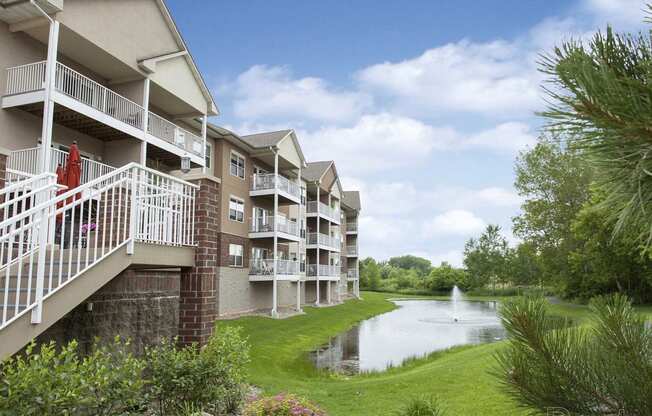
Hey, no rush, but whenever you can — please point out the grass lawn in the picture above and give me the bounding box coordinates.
[218,292,652,416]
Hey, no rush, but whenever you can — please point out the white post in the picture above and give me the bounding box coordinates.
[297,165,303,311]
[126,168,139,254]
[201,114,208,174]
[296,281,301,312]
[140,78,150,166]
[327,280,331,304]
[39,20,60,173]
[271,150,279,318]
[31,175,56,323]
[315,182,320,306]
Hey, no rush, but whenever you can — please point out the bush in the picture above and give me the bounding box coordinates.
[0,327,249,416]
[395,397,446,416]
[0,337,146,416]
[244,393,326,416]
[146,326,249,415]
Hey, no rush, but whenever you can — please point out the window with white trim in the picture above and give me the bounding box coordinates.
[229,244,243,267]
[230,151,245,179]
[205,142,212,169]
[229,196,245,222]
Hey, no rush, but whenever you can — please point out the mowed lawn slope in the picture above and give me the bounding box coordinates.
[218,292,526,416]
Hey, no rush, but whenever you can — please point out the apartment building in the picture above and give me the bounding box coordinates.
[0,0,361,358]
[342,191,361,298]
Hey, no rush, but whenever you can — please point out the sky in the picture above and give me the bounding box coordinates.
[168,0,648,266]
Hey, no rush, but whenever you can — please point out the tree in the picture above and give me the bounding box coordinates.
[496,295,652,415]
[360,257,381,290]
[567,192,652,303]
[426,262,468,292]
[512,137,592,286]
[388,255,432,276]
[463,225,510,291]
[540,16,652,250]
[506,242,542,288]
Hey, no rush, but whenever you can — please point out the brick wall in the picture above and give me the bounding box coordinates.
[35,268,181,354]
[178,178,220,346]
[217,232,249,267]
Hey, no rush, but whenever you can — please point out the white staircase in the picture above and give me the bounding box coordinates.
[0,163,197,358]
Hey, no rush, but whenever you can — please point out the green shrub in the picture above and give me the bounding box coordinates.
[244,393,326,416]
[146,325,249,415]
[0,338,146,416]
[395,396,446,416]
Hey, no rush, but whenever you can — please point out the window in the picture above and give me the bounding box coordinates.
[229,197,244,222]
[229,244,243,267]
[205,142,212,169]
[230,151,245,179]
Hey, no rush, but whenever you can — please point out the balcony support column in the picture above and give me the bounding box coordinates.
[271,150,279,318]
[315,182,320,306]
[39,20,59,173]
[296,280,301,312]
[327,280,332,305]
[140,78,150,166]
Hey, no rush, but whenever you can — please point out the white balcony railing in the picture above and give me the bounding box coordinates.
[347,269,359,279]
[306,200,340,222]
[5,61,204,160]
[307,232,340,250]
[251,173,301,199]
[8,147,116,185]
[306,264,340,277]
[347,222,358,232]
[250,216,299,237]
[346,245,358,256]
[5,61,46,95]
[147,112,204,157]
[249,259,300,276]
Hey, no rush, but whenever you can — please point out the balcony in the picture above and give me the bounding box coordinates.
[306,200,340,224]
[248,259,301,282]
[3,61,205,165]
[7,147,115,186]
[306,232,340,251]
[249,216,301,242]
[306,264,341,280]
[346,222,358,234]
[250,173,301,204]
[347,269,359,280]
[346,245,359,257]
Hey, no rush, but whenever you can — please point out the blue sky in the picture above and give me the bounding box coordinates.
[168,0,648,266]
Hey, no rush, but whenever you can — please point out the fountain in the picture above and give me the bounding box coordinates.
[451,285,463,322]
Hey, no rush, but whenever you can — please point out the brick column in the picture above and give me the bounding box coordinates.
[178,177,220,346]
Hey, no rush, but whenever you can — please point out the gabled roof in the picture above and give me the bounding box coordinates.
[240,130,293,148]
[302,161,333,182]
[342,191,361,211]
[156,0,218,115]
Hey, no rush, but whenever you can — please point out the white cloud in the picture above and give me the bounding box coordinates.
[424,210,487,236]
[425,250,465,268]
[356,40,541,118]
[476,187,522,207]
[230,65,371,123]
[462,122,537,153]
[582,0,648,27]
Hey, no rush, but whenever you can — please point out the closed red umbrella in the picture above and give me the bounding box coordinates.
[64,142,82,204]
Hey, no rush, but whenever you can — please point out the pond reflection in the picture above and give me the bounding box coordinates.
[310,299,506,374]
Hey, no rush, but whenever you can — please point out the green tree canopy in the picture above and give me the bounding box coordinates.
[463,225,511,290]
[388,255,432,276]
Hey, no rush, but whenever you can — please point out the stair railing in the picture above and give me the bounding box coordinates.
[0,163,197,330]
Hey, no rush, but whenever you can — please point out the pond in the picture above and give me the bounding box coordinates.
[309,299,506,374]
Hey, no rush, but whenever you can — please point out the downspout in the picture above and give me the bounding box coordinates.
[31,0,58,173]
